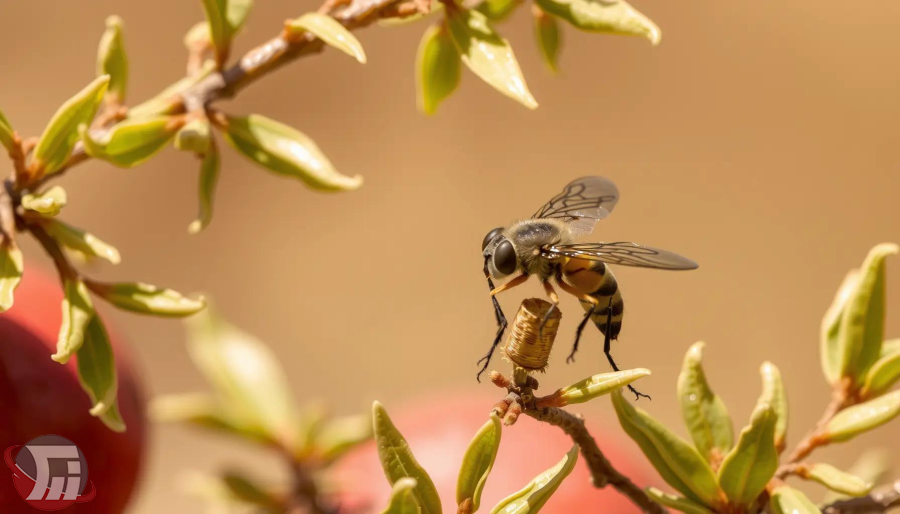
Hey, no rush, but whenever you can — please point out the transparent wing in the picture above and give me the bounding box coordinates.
[542,242,699,270]
[532,177,620,230]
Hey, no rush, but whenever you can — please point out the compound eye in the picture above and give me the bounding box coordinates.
[494,239,517,275]
[482,227,504,250]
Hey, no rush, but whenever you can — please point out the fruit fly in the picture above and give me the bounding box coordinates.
[480,176,698,398]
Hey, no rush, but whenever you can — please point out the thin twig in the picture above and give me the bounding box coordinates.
[777,389,848,479]
[821,480,900,514]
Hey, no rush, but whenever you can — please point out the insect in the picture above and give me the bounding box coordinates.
[480,176,698,398]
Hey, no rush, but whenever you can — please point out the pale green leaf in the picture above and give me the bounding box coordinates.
[21,186,68,217]
[823,450,891,503]
[97,16,129,103]
[221,113,362,191]
[799,463,872,497]
[533,8,561,73]
[81,115,181,168]
[862,340,900,398]
[372,401,442,514]
[189,141,220,234]
[677,342,733,464]
[381,478,422,514]
[556,368,650,406]
[717,403,778,507]
[76,315,119,423]
[533,0,659,44]
[489,445,579,514]
[32,75,109,175]
[286,13,367,64]
[475,0,520,21]
[380,2,443,26]
[417,23,462,115]
[42,219,120,264]
[759,362,788,451]
[175,118,212,155]
[839,243,898,381]
[0,241,23,312]
[201,0,252,60]
[821,270,860,384]
[824,390,900,443]
[151,393,273,443]
[314,413,373,462]
[768,485,822,514]
[222,471,279,507]
[645,488,715,514]
[87,280,205,317]
[184,21,211,49]
[611,390,722,507]
[0,107,15,152]
[187,309,301,450]
[446,7,537,109]
[52,278,95,364]
[128,62,215,118]
[99,402,126,433]
[457,414,502,511]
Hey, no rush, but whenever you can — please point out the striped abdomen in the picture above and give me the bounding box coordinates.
[561,258,624,339]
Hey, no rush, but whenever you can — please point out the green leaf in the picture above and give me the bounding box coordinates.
[676,342,733,464]
[314,413,373,462]
[222,471,279,507]
[839,243,898,381]
[42,219,120,264]
[645,487,715,514]
[533,8,561,74]
[0,241,23,312]
[0,107,15,153]
[611,389,723,507]
[86,280,205,317]
[717,403,778,507]
[81,115,182,168]
[32,75,109,176]
[52,278,95,364]
[286,13,367,64]
[76,315,121,430]
[151,393,273,443]
[21,186,68,217]
[175,118,212,155]
[798,463,872,497]
[759,362,788,451]
[381,478,422,514]
[97,16,129,103]
[189,141,220,234]
[823,390,900,443]
[768,485,822,514]
[221,113,363,191]
[99,403,126,433]
[417,23,462,115]
[201,0,253,62]
[821,270,860,384]
[823,450,891,503]
[555,368,650,406]
[372,401,442,514]
[128,62,216,118]
[187,309,301,450]
[380,2,443,26]
[475,0,520,21]
[457,414,502,511]
[446,7,538,109]
[533,0,660,45]
[489,445,579,514]
[862,340,900,398]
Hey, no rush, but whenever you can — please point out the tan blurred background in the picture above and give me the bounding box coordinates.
[3,0,900,511]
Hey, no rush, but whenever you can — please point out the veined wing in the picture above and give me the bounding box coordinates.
[532,177,619,235]
[542,242,699,270]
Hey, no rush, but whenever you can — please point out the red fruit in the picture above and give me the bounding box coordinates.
[0,269,146,513]
[335,393,660,513]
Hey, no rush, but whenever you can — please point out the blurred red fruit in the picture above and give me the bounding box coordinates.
[0,269,147,513]
[335,393,659,513]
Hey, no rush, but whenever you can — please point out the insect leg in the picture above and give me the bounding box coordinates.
[602,300,650,401]
[539,280,561,338]
[478,259,528,382]
[568,304,595,363]
[555,274,601,363]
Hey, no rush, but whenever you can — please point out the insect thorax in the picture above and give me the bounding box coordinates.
[507,219,572,278]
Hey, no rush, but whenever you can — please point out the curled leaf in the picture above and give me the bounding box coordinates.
[417,22,462,115]
[189,141,220,234]
[534,0,659,44]
[677,342,733,464]
[372,401,442,514]
[32,75,109,176]
[823,390,900,443]
[798,463,872,497]
[446,7,538,109]
[768,484,821,514]
[862,340,900,398]
[381,478,422,514]
[645,487,715,514]
[52,279,95,364]
[315,413,373,462]
[555,368,650,406]
[759,362,788,451]
[42,219,120,264]
[151,393,271,443]
[611,389,722,507]
[489,445,579,514]
[220,113,362,191]
[533,7,561,73]
[87,280,205,317]
[0,107,15,153]
[175,118,212,155]
[0,241,23,312]
[97,15,129,103]
[821,270,860,384]
[457,414,502,511]
[76,315,121,428]
[21,186,68,217]
[286,13,367,64]
[81,115,183,168]
[717,403,778,507]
